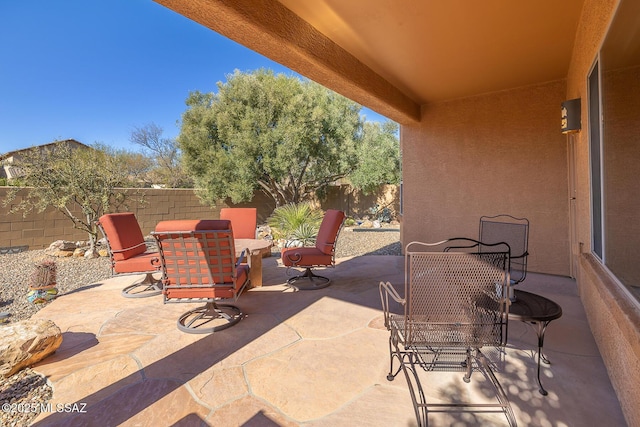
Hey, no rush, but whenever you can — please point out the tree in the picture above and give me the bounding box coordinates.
[115,149,155,188]
[2,141,144,251]
[349,120,401,194]
[130,123,193,188]
[179,69,362,207]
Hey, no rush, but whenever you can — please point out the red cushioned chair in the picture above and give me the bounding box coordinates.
[219,207,257,239]
[152,219,250,334]
[97,212,162,298]
[281,209,345,290]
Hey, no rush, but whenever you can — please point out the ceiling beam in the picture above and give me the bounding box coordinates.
[154,0,421,124]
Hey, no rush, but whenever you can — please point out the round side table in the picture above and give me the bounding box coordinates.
[508,289,563,396]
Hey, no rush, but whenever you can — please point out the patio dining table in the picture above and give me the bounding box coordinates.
[234,238,272,288]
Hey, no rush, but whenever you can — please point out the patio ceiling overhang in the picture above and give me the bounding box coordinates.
[154,0,585,124]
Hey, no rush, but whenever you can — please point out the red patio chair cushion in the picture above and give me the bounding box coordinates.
[113,251,161,274]
[281,247,333,267]
[220,208,257,239]
[98,212,147,261]
[315,210,345,255]
[281,209,345,267]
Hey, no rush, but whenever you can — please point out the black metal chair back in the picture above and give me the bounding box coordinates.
[480,214,529,285]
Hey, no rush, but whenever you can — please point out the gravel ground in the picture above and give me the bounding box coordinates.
[335,225,401,258]
[0,225,400,426]
[0,251,113,324]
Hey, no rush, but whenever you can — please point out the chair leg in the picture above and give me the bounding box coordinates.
[121,272,162,298]
[177,302,243,334]
[401,352,429,427]
[386,333,403,381]
[286,267,331,290]
[476,349,518,427]
[396,346,517,427]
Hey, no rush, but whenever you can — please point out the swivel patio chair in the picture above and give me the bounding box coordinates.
[480,214,529,299]
[152,219,250,334]
[379,239,516,427]
[281,209,345,290]
[220,207,257,239]
[97,212,162,298]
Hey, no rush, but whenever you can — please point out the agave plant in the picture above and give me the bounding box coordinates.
[267,202,323,246]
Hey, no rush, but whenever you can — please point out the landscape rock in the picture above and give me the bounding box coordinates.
[0,319,63,377]
[84,249,100,259]
[53,250,74,258]
[73,248,86,257]
[256,225,272,240]
[46,240,77,252]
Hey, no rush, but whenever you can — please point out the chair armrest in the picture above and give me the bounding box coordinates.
[379,281,405,330]
[317,241,336,251]
[151,256,161,269]
[511,251,529,260]
[236,248,249,268]
[110,241,148,255]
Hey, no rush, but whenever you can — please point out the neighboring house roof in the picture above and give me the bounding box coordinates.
[0,139,88,161]
[0,139,88,180]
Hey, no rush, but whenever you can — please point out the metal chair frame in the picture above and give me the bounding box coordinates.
[479,214,529,287]
[379,239,516,427]
[152,227,250,334]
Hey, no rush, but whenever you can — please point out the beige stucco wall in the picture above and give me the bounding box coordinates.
[401,80,570,276]
[565,0,640,425]
[578,253,640,427]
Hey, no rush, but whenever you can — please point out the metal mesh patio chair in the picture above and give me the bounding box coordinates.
[379,239,516,427]
[152,219,250,334]
[480,214,529,289]
[97,212,162,298]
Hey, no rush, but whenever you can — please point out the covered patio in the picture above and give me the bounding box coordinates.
[30,255,624,426]
[148,2,640,424]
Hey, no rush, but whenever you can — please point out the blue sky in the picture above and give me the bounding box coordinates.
[0,0,389,155]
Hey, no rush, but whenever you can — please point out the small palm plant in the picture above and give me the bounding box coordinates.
[267,202,324,247]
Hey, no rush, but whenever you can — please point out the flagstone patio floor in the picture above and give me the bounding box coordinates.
[30,255,626,426]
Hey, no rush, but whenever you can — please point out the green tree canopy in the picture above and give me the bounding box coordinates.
[348,120,400,194]
[179,69,362,207]
[2,141,145,249]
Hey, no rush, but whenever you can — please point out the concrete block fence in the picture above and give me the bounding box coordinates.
[0,185,398,251]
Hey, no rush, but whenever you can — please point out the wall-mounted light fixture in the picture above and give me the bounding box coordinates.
[561,98,581,134]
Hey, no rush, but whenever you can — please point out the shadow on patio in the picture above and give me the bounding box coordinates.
[30,254,625,426]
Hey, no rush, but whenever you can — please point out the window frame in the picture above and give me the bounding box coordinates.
[587,57,605,262]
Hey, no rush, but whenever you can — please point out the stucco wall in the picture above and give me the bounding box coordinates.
[579,253,640,427]
[401,80,570,276]
[565,0,640,425]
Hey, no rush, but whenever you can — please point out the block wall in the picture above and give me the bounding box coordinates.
[1,185,397,251]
